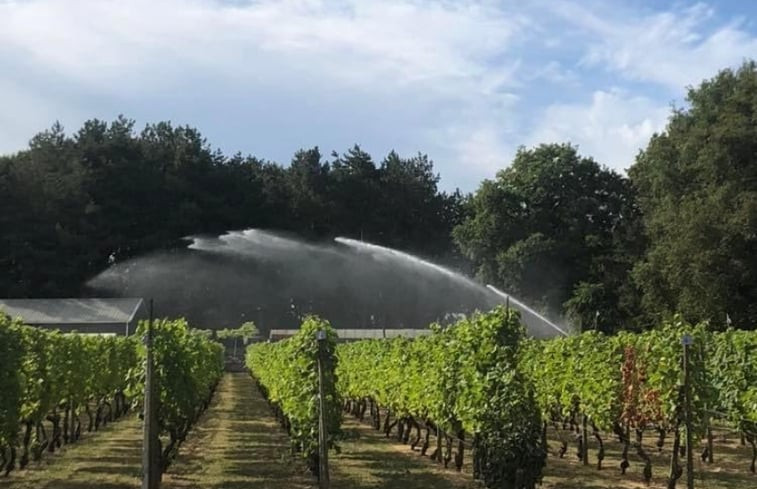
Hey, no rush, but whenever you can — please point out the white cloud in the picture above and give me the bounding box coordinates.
[1,0,756,190]
[0,0,526,93]
[527,89,670,172]
[0,0,528,189]
[446,124,515,173]
[553,1,757,90]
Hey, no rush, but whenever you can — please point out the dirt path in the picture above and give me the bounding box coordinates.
[0,415,143,489]
[162,372,315,489]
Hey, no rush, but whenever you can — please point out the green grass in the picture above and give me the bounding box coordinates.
[539,425,757,489]
[162,372,315,489]
[165,373,478,489]
[0,414,142,489]
[4,373,754,489]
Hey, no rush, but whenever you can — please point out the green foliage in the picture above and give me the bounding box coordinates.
[523,318,727,438]
[454,143,641,332]
[127,318,224,454]
[246,316,342,471]
[0,120,463,300]
[217,321,260,341]
[337,307,546,489]
[630,61,757,329]
[708,329,757,431]
[0,314,24,449]
[0,312,139,474]
[631,318,713,434]
[520,331,624,432]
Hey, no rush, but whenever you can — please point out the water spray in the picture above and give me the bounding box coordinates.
[486,284,569,336]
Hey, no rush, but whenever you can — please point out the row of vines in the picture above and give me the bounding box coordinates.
[246,308,755,489]
[519,316,757,488]
[0,313,223,477]
[336,307,546,489]
[245,316,342,476]
[0,313,136,476]
[128,318,225,472]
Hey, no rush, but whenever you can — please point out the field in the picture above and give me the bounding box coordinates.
[2,372,755,489]
[3,311,757,489]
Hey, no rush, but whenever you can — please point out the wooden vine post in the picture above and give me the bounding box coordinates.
[682,333,694,489]
[316,329,331,489]
[142,299,160,489]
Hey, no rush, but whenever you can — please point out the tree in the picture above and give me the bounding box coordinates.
[217,322,260,358]
[454,143,641,331]
[630,61,757,329]
[0,116,463,304]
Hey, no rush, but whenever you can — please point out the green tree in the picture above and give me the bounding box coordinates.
[630,61,757,329]
[218,322,260,358]
[0,117,464,300]
[454,143,640,331]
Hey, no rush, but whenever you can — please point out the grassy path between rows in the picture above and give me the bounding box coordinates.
[0,414,143,489]
[0,372,481,489]
[165,372,479,489]
[330,416,479,489]
[162,372,315,489]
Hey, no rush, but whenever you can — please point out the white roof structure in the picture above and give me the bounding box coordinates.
[269,328,432,341]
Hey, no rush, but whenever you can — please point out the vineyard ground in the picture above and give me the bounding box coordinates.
[0,413,143,489]
[3,373,753,489]
[162,371,315,489]
[165,372,480,489]
[349,409,756,489]
[539,425,756,489]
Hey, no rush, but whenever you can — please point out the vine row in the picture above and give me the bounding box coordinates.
[336,306,546,489]
[245,316,342,476]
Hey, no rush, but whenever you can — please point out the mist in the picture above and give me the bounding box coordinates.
[88,229,566,338]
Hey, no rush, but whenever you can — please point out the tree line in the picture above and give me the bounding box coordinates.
[1,61,756,333]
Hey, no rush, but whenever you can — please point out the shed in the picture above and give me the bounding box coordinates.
[0,298,146,336]
[268,328,432,342]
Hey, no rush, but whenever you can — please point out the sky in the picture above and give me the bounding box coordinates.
[1,0,756,191]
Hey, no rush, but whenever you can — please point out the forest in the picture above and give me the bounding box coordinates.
[1,61,756,333]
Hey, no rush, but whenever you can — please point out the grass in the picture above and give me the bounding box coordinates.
[538,425,757,489]
[330,417,480,489]
[0,413,143,489]
[165,373,478,489]
[4,373,754,489]
[162,372,315,489]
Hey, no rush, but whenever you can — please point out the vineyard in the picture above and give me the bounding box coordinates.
[247,309,757,489]
[0,314,223,479]
[520,318,757,487]
[246,316,342,475]
[2,307,757,489]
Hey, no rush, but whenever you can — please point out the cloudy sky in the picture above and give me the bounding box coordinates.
[1,0,756,190]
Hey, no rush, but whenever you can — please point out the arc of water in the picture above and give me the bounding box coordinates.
[334,237,481,291]
[335,236,569,337]
[486,284,569,336]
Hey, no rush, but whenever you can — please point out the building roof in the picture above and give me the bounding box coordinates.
[269,328,432,341]
[0,298,144,325]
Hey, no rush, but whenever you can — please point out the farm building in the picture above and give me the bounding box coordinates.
[0,298,146,336]
[268,328,432,342]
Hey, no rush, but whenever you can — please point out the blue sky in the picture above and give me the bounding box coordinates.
[1,0,756,191]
